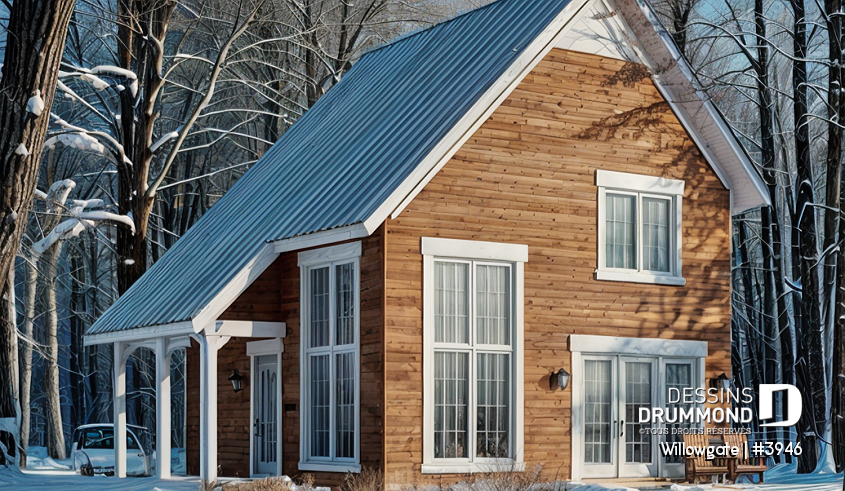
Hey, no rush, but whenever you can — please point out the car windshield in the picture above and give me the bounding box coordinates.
[80,428,140,450]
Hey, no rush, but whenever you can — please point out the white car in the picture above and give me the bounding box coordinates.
[71,424,151,476]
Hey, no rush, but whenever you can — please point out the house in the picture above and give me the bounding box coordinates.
[84,0,769,487]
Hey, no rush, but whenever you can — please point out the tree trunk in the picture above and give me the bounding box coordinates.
[0,0,77,468]
[19,259,37,452]
[41,241,66,460]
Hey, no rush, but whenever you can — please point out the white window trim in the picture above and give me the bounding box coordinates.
[421,237,526,474]
[596,170,685,286]
[298,241,362,473]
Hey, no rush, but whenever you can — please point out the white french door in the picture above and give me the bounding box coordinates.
[579,355,697,479]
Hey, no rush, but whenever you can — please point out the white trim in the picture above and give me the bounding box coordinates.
[85,321,194,346]
[247,337,284,357]
[298,241,362,267]
[298,462,362,473]
[421,237,529,263]
[569,334,707,358]
[382,0,594,223]
[298,243,362,472]
[215,321,287,338]
[421,462,527,475]
[193,243,280,332]
[596,170,684,195]
[274,224,370,254]
[595,270,685,286]
[422,238,527,473]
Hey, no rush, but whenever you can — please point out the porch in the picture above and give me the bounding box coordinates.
[105,320,285,482]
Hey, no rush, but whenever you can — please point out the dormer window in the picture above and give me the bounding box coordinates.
[596,170,685,286]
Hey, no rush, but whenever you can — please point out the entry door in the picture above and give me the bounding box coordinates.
[618,358,657,478]
[254,354,279,475]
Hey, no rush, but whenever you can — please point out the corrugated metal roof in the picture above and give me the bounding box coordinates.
[86,0,572,336]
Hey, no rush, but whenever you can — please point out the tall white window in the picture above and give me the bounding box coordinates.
[596,170,685,286]
[299,242,361,473]
[422,237,526,474]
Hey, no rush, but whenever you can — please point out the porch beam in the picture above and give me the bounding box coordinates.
[213,320,286,338]
[155,337,171,479]
[113,341,127,478]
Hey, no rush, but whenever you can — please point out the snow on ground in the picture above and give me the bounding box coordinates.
[24,446,72,471]
[0,468,201,491]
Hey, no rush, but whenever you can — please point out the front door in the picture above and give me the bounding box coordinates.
[253,354,279,475]
[579,355,695,479]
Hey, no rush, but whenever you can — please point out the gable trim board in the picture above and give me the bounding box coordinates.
[84,0,767,345]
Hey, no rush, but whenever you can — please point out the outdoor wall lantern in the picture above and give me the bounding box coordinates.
[709,372,730,391]
[228,369,245,393]
[552,368,570,391]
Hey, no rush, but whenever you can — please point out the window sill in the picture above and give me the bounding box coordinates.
[298,461,361,473]
[421,462,525,474]
[595,270,686,286]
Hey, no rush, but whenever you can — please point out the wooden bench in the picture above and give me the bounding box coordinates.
[724,433,767,483]
[683,434,731,483]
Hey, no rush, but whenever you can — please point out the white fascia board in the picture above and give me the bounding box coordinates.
[83,321,195,346]
[569,334,707,357]
[192,243,279,332]
[273,223,370,254]
[619,0,769,213]
[355,0,595,228]
[214,320,287,338]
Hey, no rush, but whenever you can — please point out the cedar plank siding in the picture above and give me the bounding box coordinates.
[382,49,732,486]
[185,230,384,486]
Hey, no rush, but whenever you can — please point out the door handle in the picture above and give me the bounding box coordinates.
[620,420,624,437]
[255,418,260,437]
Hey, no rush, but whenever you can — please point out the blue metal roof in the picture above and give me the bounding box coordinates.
[86,0,572,336]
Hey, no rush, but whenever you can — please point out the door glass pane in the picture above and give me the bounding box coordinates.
[606,194,636,269]
[310,355,330,457]
[336,263,355,346]
[643,198,671,272]
[476,353,510,458]
[310,267,330,347]
[625,362,652,464]
[584,360,612,464]
[335,352,355,459]
[476,265,510,345]
[434,351,468,458]
[434,262,469,344]
[665,363,692,464]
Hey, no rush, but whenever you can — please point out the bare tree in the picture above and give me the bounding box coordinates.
[0,0,77,467]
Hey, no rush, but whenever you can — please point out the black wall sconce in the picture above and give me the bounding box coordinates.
[228,369,245,393]
[551,368,570,391]
[709,372,730,391]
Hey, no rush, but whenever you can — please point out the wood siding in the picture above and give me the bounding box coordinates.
[382,49,732,486]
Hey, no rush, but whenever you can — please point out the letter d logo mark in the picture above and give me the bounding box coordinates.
[759,384,802,427]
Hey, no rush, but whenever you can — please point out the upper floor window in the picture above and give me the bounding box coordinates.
[421,237,527,474]
[298,242,361,473]
[596,170,685,286]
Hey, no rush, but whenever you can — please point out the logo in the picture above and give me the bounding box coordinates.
[759,384,802,427]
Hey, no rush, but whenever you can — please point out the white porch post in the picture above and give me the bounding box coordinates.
[155,337,171,479]
[199,334,224,482]
[113,341,127,478]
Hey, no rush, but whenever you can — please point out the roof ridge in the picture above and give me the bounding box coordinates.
[360,0,514,58]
